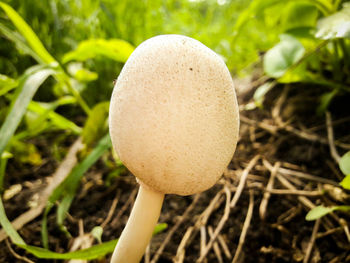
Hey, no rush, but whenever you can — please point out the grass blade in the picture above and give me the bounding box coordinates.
[20,223,166,260]
[0,23,43,64]
[0,2,55,63]
[56,134,112,224]
[0,67,55,157]
[41,134,111,245]
[18,239,118,260]
[0,197,25,245]
[27,100,82,135]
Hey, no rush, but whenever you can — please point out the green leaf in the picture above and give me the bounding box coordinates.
[285,27,316,40]
[67,63,98,82]
[91,226,103,243]
[334,205,350,213]
[306,205,350,221]
[339,151,350,176]
[0,2,56,63]
[9,139,42,165]
[315,3,350,39]
[82,101,110,148]
[19,222,167,260]
[0,23,43,63]
[306,205,335,221]
[153,223,168,235]
[0,197,25,245]
[18,239,118,260]
[75,69,98,82]
[282,2,318,31]
[232,0,331,43]
[232,0,281,41]
[26,99,82,135]
[62,39,134,64]
[0,74,18,96]
[340,175,350,190]
[264,34,305,78]
[253,82,274,108]
[317,89,339,114]
[1,151,13,160]
[0,66,55,158]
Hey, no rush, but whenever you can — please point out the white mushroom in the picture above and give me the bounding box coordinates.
[109,34,239,263]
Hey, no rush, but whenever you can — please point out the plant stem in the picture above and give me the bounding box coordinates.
[111,185,164,263]
[56,73,91,115]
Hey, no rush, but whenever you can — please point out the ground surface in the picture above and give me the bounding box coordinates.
[0,80,350,262]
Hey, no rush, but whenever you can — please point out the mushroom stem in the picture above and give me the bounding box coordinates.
[111,185,165,263]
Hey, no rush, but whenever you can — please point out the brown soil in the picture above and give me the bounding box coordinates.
[0,81,349,263]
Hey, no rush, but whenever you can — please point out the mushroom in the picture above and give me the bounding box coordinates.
[109,34,239,263]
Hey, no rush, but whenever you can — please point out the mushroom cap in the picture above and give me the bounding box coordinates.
[109,35,239,196]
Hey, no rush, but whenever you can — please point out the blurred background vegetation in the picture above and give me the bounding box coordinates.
[0,0,349,260]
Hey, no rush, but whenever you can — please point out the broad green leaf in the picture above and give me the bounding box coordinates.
[264,34,305,78]
[82,101,110,148]
[282,2,318,31]
[340,175,350,190]
[306,205,335,221]
[253,82,274,108]
[0,2,56,63]
[62,39,134,64]
[0,197,25,245]
[339,151,350,176]
[0,74,18,96]
[315,3,350,39]
[0,66,55,158]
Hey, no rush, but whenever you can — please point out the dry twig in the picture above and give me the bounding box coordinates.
[232,190,254,263]
[151,194,200,263]
[326,111,341,163]
[208,226,223,263]
[303,219,321,263]
[230,155,260,208]
[197,186,231,262]
[174,191,224,263]
[259,162,280,220]
[101,191,120,229]
[217,234,232,260]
